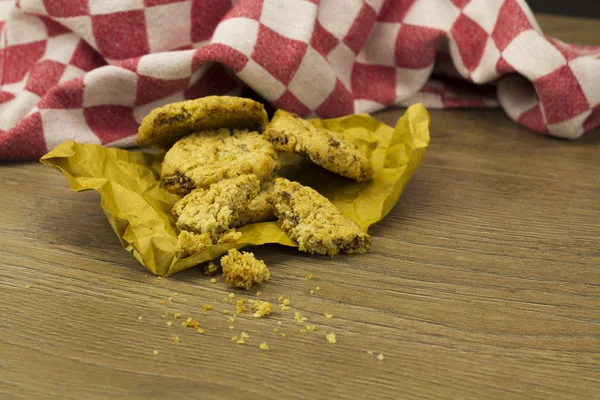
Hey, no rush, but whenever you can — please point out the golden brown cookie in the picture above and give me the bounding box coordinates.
[172,175,261,243]
[272,178,371,256]
[175,230,212,258]
[265,110,374,182]
[233,180,275,227]
[136,96,268,149]
[161,129,278,195]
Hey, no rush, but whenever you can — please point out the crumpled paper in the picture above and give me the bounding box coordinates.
[40,103,430,276]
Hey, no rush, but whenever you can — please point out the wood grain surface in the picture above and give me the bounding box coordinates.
[1,14,599,400]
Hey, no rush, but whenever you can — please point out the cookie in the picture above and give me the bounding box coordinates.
[136,96,268,149]
[234,180,275,227]
[221,248,270,290]
[172,175,261,243]
[161,129,278,195]
[175,229,241,259]
[175,231,212,258]
[265,110,374,182]
[272,178,371,256]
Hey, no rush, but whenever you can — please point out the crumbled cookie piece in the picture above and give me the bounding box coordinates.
[172,175,261,243]
[175,231,212,258]
[252,300,273,318]
[265,110,374,182]
[272,178,371,256]
[259,342,269,351]
[221,249,270,290]
[136,96,269,149]
[233,180,276,227]
[377,354,385,361]
[161,129,278,195]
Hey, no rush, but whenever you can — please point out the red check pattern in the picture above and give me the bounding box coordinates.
[1,0,599,160]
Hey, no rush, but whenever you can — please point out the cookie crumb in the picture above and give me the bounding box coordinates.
[277,321,282,325]
[25,285,31,289]
[241,332,250,339]
[235,298,246,315]
[182,317,200,329]
[377,354,384,361]
[367,350,373,355]
[160,300,166,305]
[172,336,180,344]
[273,328,279,333]
[202,304,213,312]
[305,274,313,279]
[278,296,285,302]
[294,312,307,323]
[280,333,286,338]
[259,342,269,351]
[282,298,290,306]
[157,277,162,280]
[173,312,182,319]
[256,291,261,297]
[210,278,216,284]
[223,310,230,315]
[204,261,219,276]
[326,333,337,344]
[227,316,235,324]
[229,325,235,329]
[236,339,245,345]
[166,321,173,327]
[252,300,273,318]
[315,286,321,291]
[138,316,143,320]
[229,293,236,299]
[153,350,159,355]
[221,249,270,290]
[300,328,307,333]
[231,335,239,341]
[197,328,205,334]
[324,312,333,319]
[309,290,314,294]
[163,311,169,318]
[306,325,316,332]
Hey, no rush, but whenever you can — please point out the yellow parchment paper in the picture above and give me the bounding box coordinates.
[40,103,430,276]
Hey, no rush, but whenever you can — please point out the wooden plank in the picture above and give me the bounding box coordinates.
[1,14,599,400]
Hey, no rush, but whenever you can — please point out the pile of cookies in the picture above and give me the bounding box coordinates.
[136,96,374,288]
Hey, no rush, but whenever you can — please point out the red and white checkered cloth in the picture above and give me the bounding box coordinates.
[1,0,599,160]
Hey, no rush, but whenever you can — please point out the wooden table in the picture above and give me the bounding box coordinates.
[1,14,599,400]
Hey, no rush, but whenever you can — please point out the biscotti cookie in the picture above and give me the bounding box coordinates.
[161,129,278,195]
[265,110,374,182]
[272,178,371,256]
[136,96,268,149]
